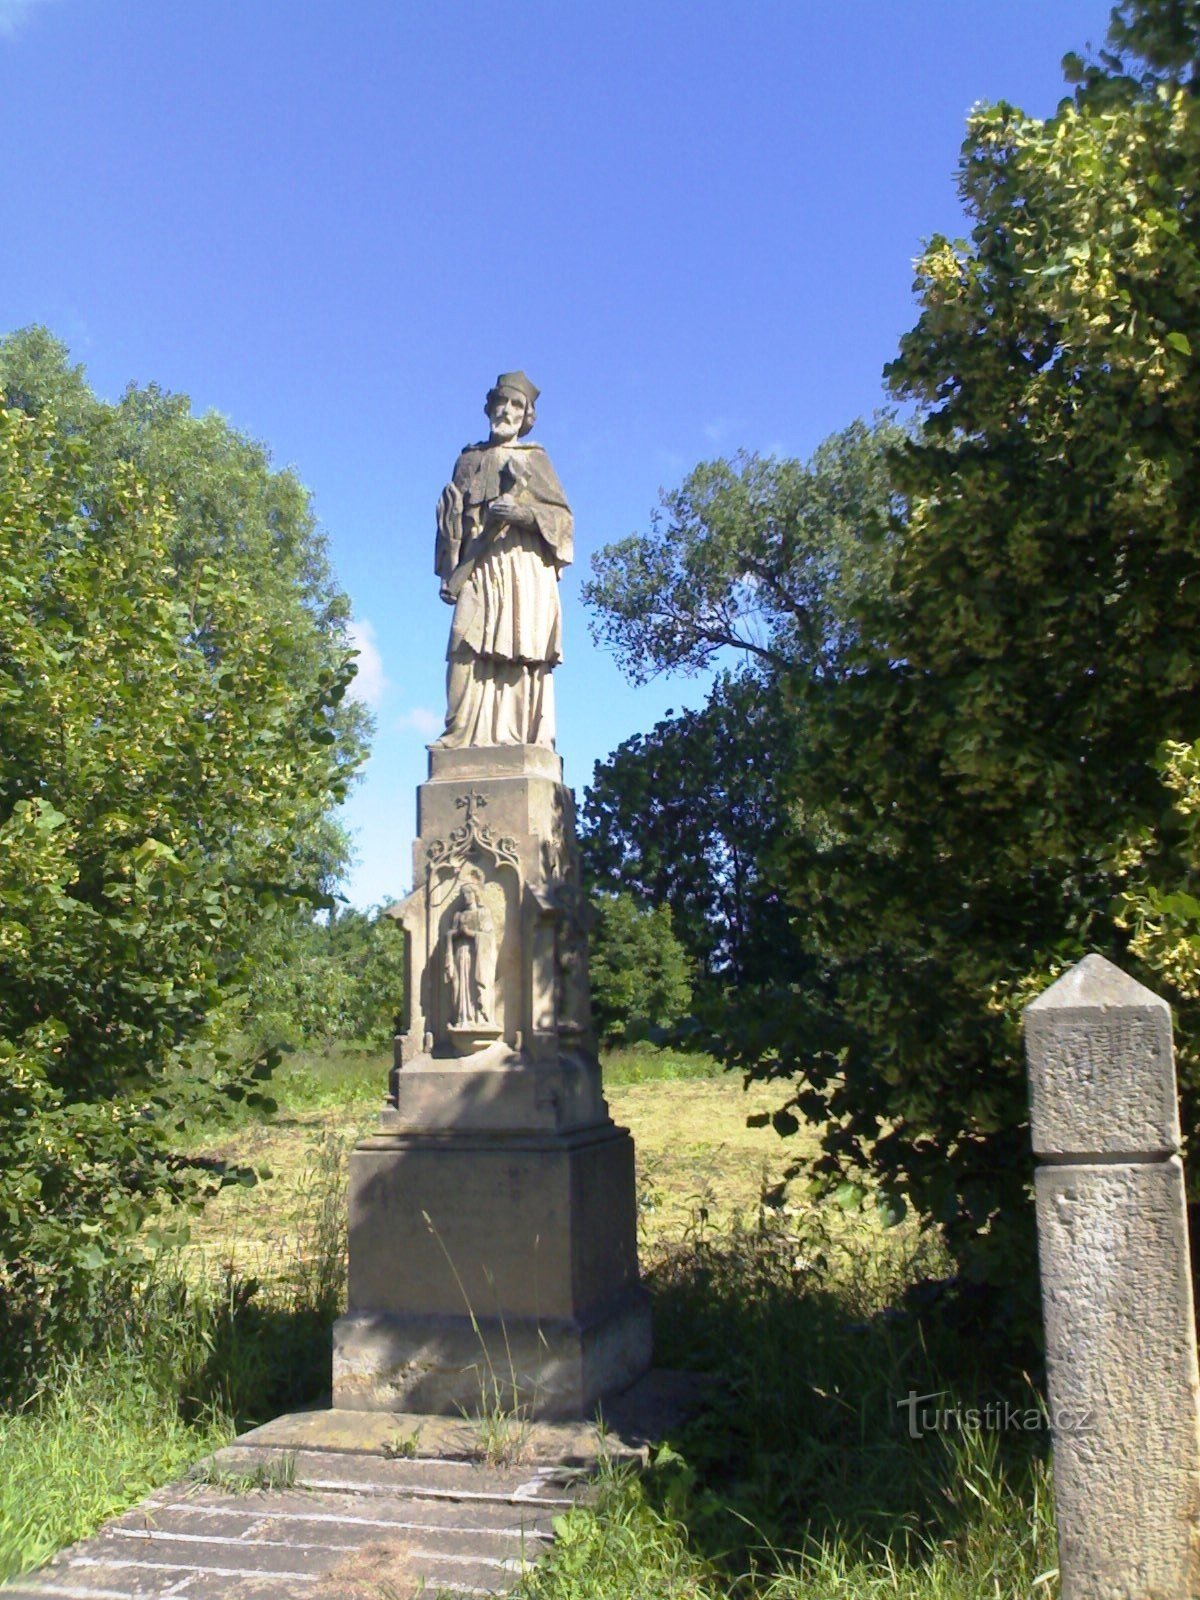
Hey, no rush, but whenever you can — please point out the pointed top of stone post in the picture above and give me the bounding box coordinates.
[1024,953,1179,1157]
[1026,951,1171,1016]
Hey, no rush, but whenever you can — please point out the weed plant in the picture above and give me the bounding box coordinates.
[0,1133,348,1583]
[520,1198,1058,1600]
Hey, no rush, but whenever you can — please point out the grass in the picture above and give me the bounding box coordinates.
[268,1040,390,1113]
[519,1434,1056,1600]
[191,1450,298,1493]
[0,1125,349,1583]
[602,1043,725,1086]
[0,1360,229,1582]
[0,1039,1060,1597]
[517,1195,1056,1599]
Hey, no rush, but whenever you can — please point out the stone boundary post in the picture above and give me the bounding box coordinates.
[1024,953,1200,1599]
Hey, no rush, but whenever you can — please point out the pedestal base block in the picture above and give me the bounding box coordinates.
[347,739,651,1420]
[381,1049,606,1135]
[334,1121,652,1417]
[332,1290,653,1420]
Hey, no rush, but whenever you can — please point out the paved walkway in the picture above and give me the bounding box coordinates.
[1,1374,701,1600]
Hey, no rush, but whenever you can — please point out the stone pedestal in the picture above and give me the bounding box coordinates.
[332,743,652,1419]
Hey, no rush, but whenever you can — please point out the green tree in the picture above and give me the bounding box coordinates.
[582,419,902,684]
[581,675,802,990]
[0,327,369,901]
[763,0,1200,1286]
[581,417,900,1007]
[588,893,693,1046]
[806,0,1200,1270]
[0,339,366,1357]
[584,0,1200,1292]
[252,904,405,1047]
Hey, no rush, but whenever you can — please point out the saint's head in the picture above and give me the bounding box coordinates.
[485,371,539,444]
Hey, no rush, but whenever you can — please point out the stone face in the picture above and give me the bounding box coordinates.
[333,1293,653,1420]
[333,1120,652,1417]
[1035,1157,1200,1598]
[335,1113,653,1417]
[389,747,591,1068]
[1025,952,1179,1155]
[380,1051,606,1135]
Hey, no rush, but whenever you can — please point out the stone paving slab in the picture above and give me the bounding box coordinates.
[203,1448,588,1505]
[2,1470,552,1599]
[111,1505,553,1548]
[131,1490,557,1539]
[229,1407,627,1467]
[1,1371,703,1600]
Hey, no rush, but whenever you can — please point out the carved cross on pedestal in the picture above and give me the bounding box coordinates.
[456,792,487,826]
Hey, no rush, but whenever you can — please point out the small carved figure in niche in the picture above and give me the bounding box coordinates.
[443,876,497,1027]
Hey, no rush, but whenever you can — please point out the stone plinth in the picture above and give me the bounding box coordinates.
[333,742,652,1419]
[1024,954,1200,1600]
[335,1123,650,1418]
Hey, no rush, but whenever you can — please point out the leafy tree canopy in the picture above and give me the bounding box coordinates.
[588,893,693,1046]
[581,674,803,990]
[0,332,368,1345]
[582,418,904,684]
[251,903,406,1049]
[779,0,1200,1284]
[584,0,1200,1293]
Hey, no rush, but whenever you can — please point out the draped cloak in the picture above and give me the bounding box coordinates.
[435,440,573,667]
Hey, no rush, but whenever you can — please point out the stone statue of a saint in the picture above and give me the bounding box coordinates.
[434,372,573,748]
[442,880,497,1027]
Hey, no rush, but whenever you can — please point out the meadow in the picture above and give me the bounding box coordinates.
[0,1044,1058,1597]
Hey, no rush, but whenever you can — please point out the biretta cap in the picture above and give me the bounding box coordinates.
[493,371,540,406]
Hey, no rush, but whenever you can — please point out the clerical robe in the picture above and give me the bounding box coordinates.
[434,439,573,747]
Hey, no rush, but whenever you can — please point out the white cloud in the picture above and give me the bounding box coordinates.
[702,417,738,446]
[396,706,443,737]
[346,618,389,709]
[0,0,54,38]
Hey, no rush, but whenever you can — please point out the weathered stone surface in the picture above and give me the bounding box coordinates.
[230,1369,707,1465]
[335,1107,649,1417]
[1025,957,1200,1597]
[429,743,562,783]
[1025,952,1179,1155]
[199,1447,589,1506]
[333,1289,653,1420]
[434,372,570,752]
[379,1051,606,1135]
[1035,1156,1200,1597]
[137,1486,557,1538]
[343,1124,640,1322]
[342,378,650,1421]
[388,759,593,1068]
[416,750,566,856]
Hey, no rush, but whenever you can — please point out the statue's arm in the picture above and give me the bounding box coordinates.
[435,480,463,583]
[526,450,574,570]
[530,500,574,571]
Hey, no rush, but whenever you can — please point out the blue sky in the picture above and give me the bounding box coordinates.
[2,0,1113,906]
